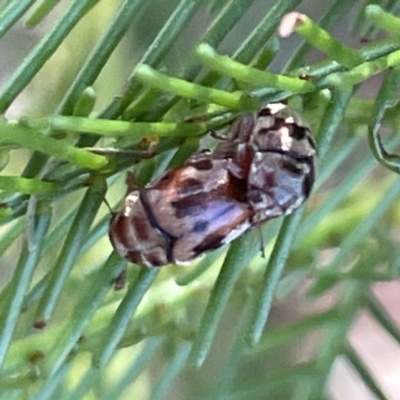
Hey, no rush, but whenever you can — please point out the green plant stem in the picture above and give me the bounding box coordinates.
[101,337,164,400]
[284,0,355,71]
[134,64,259,111]
[41,207,76,256]
[290,12,364,69]
[327,176,400,271]
[175,248,224,286]
[233,0,303,63]
[246,308,340,356]
[368,68,400,172]
[25,0,64,27]
[58,0,149,115]
[298,143,377,248]
[213,295,254,399]
[196,43,315,92]
[0,0,35,38]
[34,174,107,325]
[365,4,400,38]
[217,363,316,400]
[31,363,70,400]
[72,87,97,117]
[0,202,51,368]
[102,0,204,119]
[149,342,191,400]
[344,342,388,400]
[0,0,101,113]
[197,0,304,93]
[124,0,260,121]
[0,123,108,170]
[293,38,399,80]
[322,49,400,89]
[93,267,159,369]
[49,116,207,138]
[63,369,99,400]
[0,176,59,196]
[0,220,24,257]
[186,0,259,79]
[296,280,365,399]
[247,210,304,345]
[367,293,400,345]
[317,89,353,161]
[46,253,126,377]
[188,234,255,367]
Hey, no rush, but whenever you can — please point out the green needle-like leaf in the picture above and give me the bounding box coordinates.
[0,0,101,113]
[93,267,159,369]
[34,174,107,325]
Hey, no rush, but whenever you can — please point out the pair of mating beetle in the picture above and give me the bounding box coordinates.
[109,103,317,267]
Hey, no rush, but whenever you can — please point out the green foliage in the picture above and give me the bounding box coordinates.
[0,0,400,399]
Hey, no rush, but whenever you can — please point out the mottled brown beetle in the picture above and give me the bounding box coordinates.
[109,151,253,267]
[109,103,316,267]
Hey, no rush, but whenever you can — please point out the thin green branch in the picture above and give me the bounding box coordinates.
[298,148,377,248]
[0,122,108,171]
[63,369,99,400]
[49,116,207,138]
[150,342,192,400]
[233,0,303,63]
[72,87,96,117]
[322,49,400,89]
[0,176,60,196]
[314,136,361,189]
[93,267,159,369]
[175,248,224,286]
[316,89,353,161]
[211,363,317,400]
[367,293,400,347]
[45,253,126,377]
[124,0,261,121]
[25,0,64,27]
[344,342,389,400]
[34,174,107,325]
[214,297,254,399]
[98,337,164,400]
[187,0,259,77]
[327,177,400,274]
[292,38,399,80]
[0,0,101,113]
[197,0,304,93]
[102,0,204,118]
[280,12,363,69]
[297,280,365,399]
[188,234,255,367]
[196,43,315,92]
[368,68,400,173]
[284,0,356,71]
[246,308,341,356]
[30,363,70,400]
[0,219,24,257]
[58,0,149,115]
[0,202,51,368]
[246,210,304,345]
[0,0,35,39]
[365,4,400,38]
[134,64,259,111]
